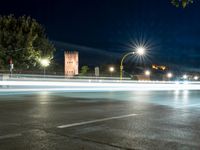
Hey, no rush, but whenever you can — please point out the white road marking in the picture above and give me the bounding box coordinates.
[0,133,22,140]
[57,113,139,129]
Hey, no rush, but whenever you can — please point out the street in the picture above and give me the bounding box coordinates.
[0,91,200,150]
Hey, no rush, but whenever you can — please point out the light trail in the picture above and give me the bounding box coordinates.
[1,79,200,92]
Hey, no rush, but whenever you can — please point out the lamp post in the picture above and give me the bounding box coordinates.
[120,47,145,80]
[40,58,50,77]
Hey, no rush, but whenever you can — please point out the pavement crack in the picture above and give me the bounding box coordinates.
[27,127,138,150]
[68,135,138,150]
[52,131,138,150]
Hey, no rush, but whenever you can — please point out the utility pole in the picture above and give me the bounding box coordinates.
[9,57,14,77]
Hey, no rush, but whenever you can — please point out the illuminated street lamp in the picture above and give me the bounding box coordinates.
[109,66,115,77]
[120,46,146,80]
[167,72,173,79]
[40,58,50,76]
[183,74,187,80]
[194,76,199,80]
[109,66,114,72]
[145,70,151,76]
[137,47,145,55]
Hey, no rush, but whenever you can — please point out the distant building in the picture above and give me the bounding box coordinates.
[152,64,167,71]
[64,51,79,76]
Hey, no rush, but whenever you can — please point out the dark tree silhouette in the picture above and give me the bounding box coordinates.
[0,15,55,70]
[171,0,193,8]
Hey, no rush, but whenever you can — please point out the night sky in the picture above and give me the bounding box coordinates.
[1,0,200,71]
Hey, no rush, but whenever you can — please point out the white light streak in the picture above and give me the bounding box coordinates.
[1,79,200,93]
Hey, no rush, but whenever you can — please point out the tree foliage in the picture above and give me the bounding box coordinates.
[0,15,55,70]
[80,65,89,75]
[171,0,193,8]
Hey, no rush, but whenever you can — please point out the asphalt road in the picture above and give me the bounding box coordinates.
[0,91,200,150]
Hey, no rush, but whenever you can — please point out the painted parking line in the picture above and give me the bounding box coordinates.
[0,133,22,140]
[57,113,139,129]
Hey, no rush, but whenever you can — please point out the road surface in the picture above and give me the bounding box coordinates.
[0,91,200,150]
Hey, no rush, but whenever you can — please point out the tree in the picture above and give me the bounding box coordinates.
[80,65,89,75]
[0,15,55,70]
[171,0,193,8]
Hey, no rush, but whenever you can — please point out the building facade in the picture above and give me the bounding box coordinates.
[64,51,79,76]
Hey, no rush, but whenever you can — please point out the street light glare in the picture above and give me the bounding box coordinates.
[109,67,115,72]
[183,74,187,79]
[40,59,50,67]
[194,76,199,80]
[167,72,173,78]
[145,70,151,76]
[136,47,145,55]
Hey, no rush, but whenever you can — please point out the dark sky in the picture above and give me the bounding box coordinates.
[1,0,200,70]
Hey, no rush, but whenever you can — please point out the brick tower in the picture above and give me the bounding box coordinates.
[64,51,79,76]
